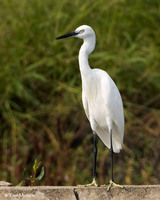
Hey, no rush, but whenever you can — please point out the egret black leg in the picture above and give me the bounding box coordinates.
[78,131,98,187]
[93,131,97,181]
[106,129,123,190]
[110,129,114,182]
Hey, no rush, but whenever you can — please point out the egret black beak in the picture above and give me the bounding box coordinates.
[56,31,78,40]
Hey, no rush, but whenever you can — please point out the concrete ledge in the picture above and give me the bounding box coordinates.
[0,185,160,200]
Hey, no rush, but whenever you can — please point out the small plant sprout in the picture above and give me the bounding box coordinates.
[24,159,45,186]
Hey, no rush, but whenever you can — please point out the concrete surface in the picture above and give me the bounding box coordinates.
[0,185,160,200]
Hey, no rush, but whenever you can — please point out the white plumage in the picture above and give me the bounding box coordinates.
[76,25,124,153]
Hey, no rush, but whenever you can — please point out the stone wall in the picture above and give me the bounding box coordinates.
[0,185,160,200]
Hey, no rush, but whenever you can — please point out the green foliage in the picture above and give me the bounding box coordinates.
[0,0,160,186]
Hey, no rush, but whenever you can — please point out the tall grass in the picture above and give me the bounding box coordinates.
[0,0,160,185]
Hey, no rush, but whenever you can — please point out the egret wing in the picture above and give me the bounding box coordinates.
[101,72,124,142]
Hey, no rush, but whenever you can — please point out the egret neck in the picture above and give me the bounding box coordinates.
[78,36,96,77]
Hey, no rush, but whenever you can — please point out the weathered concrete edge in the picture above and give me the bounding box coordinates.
[0,185,160,200]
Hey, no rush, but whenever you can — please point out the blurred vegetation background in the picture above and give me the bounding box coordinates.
[0,0,160,186]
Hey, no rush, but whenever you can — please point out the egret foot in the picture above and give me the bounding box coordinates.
[107,180,123,191]
[77,178,98,187]
[85,178,98,187]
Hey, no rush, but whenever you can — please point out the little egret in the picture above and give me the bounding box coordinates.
[56,25,124,189]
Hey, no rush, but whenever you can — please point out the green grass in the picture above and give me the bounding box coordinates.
[0,0,160,185]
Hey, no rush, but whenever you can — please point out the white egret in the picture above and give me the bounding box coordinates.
[56,25,124,189]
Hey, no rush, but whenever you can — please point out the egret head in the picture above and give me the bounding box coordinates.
[56,25,95,40]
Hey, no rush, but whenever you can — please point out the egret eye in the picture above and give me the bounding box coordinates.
[80,29,85,34]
